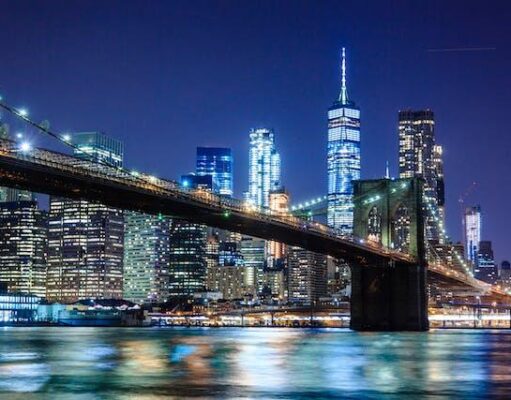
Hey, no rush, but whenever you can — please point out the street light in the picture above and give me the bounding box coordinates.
[19,142,31,152]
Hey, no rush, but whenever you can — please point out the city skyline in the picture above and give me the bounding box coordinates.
[0,1,508,263]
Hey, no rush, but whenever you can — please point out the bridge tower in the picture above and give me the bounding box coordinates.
[350,177,428,331]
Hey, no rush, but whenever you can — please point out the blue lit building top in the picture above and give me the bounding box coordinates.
[327,48,361,233]
[71,131,124,167]
[196,147,233,197]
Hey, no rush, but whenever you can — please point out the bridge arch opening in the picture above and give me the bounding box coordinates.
[367,205,382,244]
[391,203,411,252]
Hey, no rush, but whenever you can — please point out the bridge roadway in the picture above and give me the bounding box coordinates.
[0,139,497,294]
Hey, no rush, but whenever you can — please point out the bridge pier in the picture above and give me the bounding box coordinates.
[351,178,428,331]
[350,256,429,331]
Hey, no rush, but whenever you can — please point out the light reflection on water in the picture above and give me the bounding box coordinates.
[0,327,510,398]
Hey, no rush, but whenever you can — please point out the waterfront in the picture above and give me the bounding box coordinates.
[0,327,510,398]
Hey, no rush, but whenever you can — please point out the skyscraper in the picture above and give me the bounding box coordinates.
[433,144,446,227]
[244,128,281,297]
[475,241,497,284]
[196,147,233,197]
[168,221,207,298]
[464,205,482,266]
[123,212,170,303]
[247,128,280,208]
[398,109,444,241]
[167,174,210,299]
[327,48,361,232]
[46,132,124,302]
[0,201,47,297]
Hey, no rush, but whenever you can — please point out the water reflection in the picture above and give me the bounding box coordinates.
[0,327,510,398]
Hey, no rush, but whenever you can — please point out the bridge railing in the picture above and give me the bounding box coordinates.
[0,138,415,262]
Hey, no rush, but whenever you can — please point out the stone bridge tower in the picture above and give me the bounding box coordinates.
[350,177,428,331]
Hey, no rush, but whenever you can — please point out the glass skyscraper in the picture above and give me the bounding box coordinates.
[167,175,210,299]
[71,131,123,167]
[464,205,482,266]
[196,147,233,197]
[46,132,124,302]
[327,48,361,232]
[247,128,280,208]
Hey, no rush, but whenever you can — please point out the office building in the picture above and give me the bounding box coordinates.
[0,201,47,297]
[206,265,246,300]
[247,128,280,208]
[475,241,497,284]
[123,212,170,303]
[196,147,233,197]
[288,247,327,304]
[267,189,289,266]
[327,48,361,232]
[464,205,481,266]
[167,174,210,299]
[71,131,123,167]
[46,132,124,302]
[168,220,207,298]
[240,235,265,294]
[398,109,444,241]
[500,261,511,288]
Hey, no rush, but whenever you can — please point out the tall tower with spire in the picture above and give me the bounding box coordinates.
[327,47,361,232]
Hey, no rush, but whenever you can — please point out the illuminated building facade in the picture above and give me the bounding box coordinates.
[267,189,289,265]
[288,247,327,304]
[475,241,497,284]
[123,212,170,303]
[244,128,281,296]
[464,205,481,266]
[240,235,265,294]
[247,128,280,208]
[196,147,233,197]
[46,132,124,302]
[327,48,361,232]
[168,174,210,298]
[206,265,246,300]
[0,285,40,323]
[398,109,444,241]
[0,201,47,297]
[71,131,123,167]
[168,220,207,298]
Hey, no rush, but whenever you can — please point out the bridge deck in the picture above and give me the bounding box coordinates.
[0,139,497,294]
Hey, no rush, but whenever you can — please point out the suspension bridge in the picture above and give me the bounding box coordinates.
[0,98,508,330]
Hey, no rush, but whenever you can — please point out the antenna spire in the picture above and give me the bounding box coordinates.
[385,161,390,179]
[339,47,349,104]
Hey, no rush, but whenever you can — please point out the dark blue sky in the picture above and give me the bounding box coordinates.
[0,1,509,261]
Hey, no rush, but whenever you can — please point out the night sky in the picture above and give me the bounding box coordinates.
[0,1,509,261]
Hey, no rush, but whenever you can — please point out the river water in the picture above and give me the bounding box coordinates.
[0,327,510,399]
